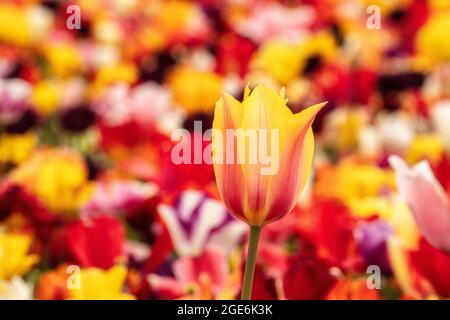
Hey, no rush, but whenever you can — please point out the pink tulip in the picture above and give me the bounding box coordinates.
[389,155,450,254]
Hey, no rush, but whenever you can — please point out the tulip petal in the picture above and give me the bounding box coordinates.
[263,102,326,224]
[238,85,296,223]
[241,85,294,132]
[389,155,450,254]
[212,93,246,220]
[263,128,314,224]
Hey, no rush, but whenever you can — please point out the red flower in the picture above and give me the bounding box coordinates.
[143,221,173,274]
[350,68,377,105]
[0,182,58,243]
[311,64,351,105]
[410,238,450,298]
[257,212,314,278]
[311,64,377,106]
[215,33,256,77]
[298,199,362,272]
[390,0,430,53]
[433,154,450,194]
[0,182,57,225]
[283,253,337,300]
[98,120,160,150]
[65,215,125,269]
[250,265,277,300]
[160,132,214,193]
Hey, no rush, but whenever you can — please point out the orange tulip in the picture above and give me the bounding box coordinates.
[212,84,325,226]
[212,84,325,299]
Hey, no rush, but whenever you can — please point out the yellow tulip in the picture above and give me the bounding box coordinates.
[0,133,37,165]
[0,4,30,46]
[45,44,82,78]
[68,265,135,300]
[9,148,93,214]
[416,11,450,67]
[31,80,60,115]
[406,134,444,165]
[0,233,38,281]
[251,41,303,85]
[251,32,337,85]
[314,160,395,218]
[91,63,138,97]
[169,66,223,114]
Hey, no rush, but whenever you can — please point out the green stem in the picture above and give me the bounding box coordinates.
[241,225,262,300]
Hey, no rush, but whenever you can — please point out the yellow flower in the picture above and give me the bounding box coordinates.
[386,198,421,298]
[68,265,135,300]
[416,11,450,67]
[212,84,325,226]
[340,20,394,68]
[324,108,367,152]
[137,26,166,53]
[251,40,303,85]
[155,0,198,37]
[428,0,450,10]
[169,66,223,114]
[406,134,443,165]
[339,113,365,151]
[315,159,395,217]
[46,44,82,78]
[0,133,37,165]
[9,148,93,214]
[0,4,30,46]
[91,63,138,97]
[389,196,420,250]
[251,32,337,84]
[0,233,38,281]
[347,197,392,219]
[298,31,337,67]
[31,80,60,115]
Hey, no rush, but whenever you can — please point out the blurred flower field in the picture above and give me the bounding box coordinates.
[0,0,450,300]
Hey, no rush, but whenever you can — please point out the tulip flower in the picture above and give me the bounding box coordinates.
[65,215,125,270]
[212,84,325,299]
[0,233,39,281]
[389,155,450,254]
[158,189,246,257]
[67,265,135,300]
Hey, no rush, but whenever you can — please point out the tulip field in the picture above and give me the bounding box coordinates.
[0,0,450,300]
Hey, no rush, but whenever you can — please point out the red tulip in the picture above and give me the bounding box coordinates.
[65,215,125,269]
